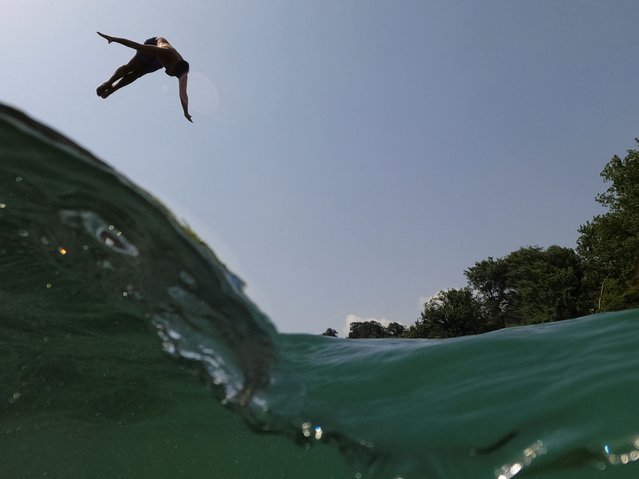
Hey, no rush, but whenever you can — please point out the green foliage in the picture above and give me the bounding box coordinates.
[507,246,587,324]
[348,321,406,339]
[348,321,387,338]
[385,322,407,338]
[464,257,510,329]
[464,246,587,328]
[407,289,486,338]
[577,142,639,311]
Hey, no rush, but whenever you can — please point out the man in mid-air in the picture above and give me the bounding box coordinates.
[96,32,192,122]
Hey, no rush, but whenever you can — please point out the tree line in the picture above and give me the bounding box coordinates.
[323,140,639,339]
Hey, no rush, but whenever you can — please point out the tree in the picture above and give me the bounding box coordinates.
[466,246,587,326]
[346,321,406,338]
[502,246,587,324]
[348,321,388,338]
[385,322,406,338]
[464,257,511,329]
[407,288,487,338]
[577,143,639,311]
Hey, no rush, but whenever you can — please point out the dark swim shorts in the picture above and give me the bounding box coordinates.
[134,37,162,74]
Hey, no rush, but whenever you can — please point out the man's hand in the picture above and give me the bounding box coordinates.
[97,32,113,43]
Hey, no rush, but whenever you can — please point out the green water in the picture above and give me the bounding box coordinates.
[1,103,639,478]
[0,309,347,479]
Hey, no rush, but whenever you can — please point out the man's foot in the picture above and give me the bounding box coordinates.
[96,83,111,96]
[100,87,115,99]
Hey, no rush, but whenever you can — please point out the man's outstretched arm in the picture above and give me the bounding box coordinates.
[179,75,193,123]
[97,32,165,57]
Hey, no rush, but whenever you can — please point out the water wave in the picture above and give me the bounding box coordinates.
[2,103,639,478]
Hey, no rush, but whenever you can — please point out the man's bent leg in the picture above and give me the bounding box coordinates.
[96,58,140,96]
[99,71,144,98]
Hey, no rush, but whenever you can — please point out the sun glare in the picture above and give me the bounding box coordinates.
[187,71,220,116]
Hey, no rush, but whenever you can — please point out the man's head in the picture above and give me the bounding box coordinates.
[169,60,190,78]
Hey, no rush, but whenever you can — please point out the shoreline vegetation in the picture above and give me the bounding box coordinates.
[324,140,639,339]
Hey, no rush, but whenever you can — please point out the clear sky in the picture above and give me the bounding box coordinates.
[3,1,639,334]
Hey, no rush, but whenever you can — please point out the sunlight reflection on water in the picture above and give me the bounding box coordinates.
[496,440,546,479]
[604,436,639,467]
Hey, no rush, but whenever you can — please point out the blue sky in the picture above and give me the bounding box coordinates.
[3,1,639,334]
